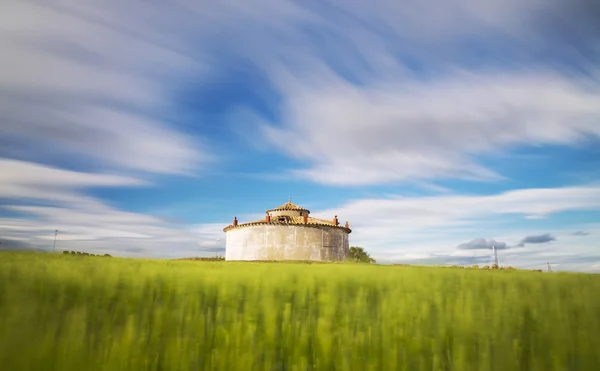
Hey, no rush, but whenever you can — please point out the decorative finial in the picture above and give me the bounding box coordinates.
[288,196,291,203]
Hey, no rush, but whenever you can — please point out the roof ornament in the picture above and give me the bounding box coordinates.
[266,199,310,214]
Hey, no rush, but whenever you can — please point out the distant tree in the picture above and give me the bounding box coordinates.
[348,246,376,264]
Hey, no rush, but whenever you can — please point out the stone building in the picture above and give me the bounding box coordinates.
[223,198,352,261]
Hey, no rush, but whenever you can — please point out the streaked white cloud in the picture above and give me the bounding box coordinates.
[2,0,598,181]
[262,70,600,185]
[0,0,207,174]
[1,161,598,269]
[313,185,600,235]
[1,0,599,272]
[1,159,143,187]
[0,159,144,209]
[311,185,600,270]
[0,160,224,257]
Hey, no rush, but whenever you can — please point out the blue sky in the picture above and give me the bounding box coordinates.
[1,0,600,271]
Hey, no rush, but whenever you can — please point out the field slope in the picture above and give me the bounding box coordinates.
[1,251,599,370]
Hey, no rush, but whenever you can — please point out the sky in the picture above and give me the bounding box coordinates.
[1,0,599,272]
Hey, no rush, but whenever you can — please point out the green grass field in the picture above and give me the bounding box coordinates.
[1,251,599,370]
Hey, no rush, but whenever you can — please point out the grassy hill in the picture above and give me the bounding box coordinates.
[1,251,599,370]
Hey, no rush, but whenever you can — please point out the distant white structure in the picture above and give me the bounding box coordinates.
[492,245,499,266]
[223,198,352,261]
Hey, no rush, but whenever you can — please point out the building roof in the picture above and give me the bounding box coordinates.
[224,198,351,232]
[265,199,310,213]
[223,214,351,233]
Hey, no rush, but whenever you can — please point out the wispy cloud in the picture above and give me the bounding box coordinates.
[311,186,600,269]
[0,160,224,257]
[0,159,145,209]
[0,203,226,258]
[1,1,600,270]
[0,1,208,174]
[3,1,599,183]
[261,70,600,186]
[244,0,600,186]
[313,185,600,237]
[0,1,229,257]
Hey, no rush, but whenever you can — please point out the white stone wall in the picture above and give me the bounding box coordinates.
[225,225,349,261]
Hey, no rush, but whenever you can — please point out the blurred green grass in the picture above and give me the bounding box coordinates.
[1,251,599,370]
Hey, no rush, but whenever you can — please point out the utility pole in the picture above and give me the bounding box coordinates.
[52,230,58,253]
